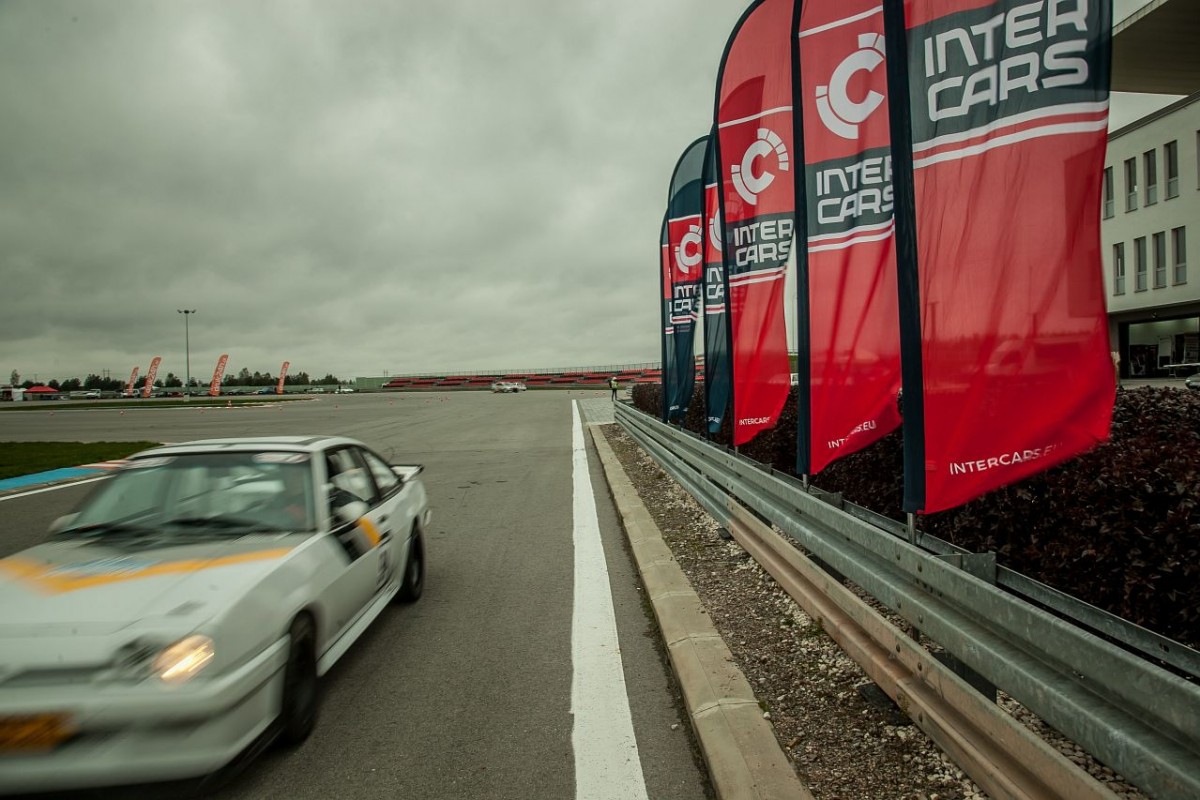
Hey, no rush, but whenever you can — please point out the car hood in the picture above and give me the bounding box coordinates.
[0,535,297,636]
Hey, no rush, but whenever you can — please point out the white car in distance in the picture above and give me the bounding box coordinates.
[0,436,430,793]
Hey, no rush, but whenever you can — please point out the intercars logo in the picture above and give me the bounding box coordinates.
[708,209,723,253]
[674,224,703,274]
[816,33,886,140]
[731,128,789,205]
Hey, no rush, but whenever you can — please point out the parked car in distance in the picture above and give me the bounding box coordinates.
[0,435,429,793]
[335,387,355,394]
[491,381,517,393]
[256,387,277,395]
[1186,374,1200,391]
[306,387,326,394]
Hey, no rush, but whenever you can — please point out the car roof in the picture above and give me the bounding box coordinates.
[131,436,361,458]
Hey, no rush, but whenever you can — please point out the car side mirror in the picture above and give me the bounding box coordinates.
[332,499,369,526]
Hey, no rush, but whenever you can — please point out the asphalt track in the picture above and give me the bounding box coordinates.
[0,392,712,799]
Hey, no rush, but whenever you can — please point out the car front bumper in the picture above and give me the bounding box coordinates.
[0,637,289,794]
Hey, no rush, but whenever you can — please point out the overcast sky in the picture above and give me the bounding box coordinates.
[0,0,1177,383]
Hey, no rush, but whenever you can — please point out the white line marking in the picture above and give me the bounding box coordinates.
[913,119,1109,169]
[0,476,106,502]
[571,400,649,800]
[807,218,894,244]
[912,101,1109,153]
[808,225,895,253]
[718,105,792,129]
[798,5,881,38]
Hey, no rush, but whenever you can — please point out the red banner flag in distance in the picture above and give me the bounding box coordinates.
[715,0,796,446]
[887,0,1114,513]
[209,354,229,397]
[142,357,161,399]
[276,362,290,395]
[797,0,902,474]
[125,367,139,397]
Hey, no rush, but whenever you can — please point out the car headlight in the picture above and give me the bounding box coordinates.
[152,635,215,685]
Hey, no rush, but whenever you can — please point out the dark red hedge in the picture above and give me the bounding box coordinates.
[630,383,1199,649]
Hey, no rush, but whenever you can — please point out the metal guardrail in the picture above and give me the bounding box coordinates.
[615,402,1200,800]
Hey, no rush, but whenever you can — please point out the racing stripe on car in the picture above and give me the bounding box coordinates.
[0,548,295,594]
[356,518,382,548]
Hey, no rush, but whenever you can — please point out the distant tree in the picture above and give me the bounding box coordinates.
[9,370,18,387]
[83,374,104,390]
[318,373,340,385]
[163,373,182,388]
[48,379,60,390]
[287,371,310,386]
[236,367,253,384]
[154,379,163,388]
[21,379,34,388]
[59,378,82,392]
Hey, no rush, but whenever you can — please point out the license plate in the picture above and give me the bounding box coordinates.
[0,714,75,752]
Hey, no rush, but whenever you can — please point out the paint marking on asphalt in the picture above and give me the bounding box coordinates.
[0,476,107,503]
[570,400,649,800]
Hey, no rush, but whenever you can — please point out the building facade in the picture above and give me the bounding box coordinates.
[1102,92,1200,378]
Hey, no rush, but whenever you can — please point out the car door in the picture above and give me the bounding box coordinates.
[321,447,388,636]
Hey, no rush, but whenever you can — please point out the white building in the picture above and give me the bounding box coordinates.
[1101,92,1200,377]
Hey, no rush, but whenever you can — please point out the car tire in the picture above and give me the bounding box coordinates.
[396,529,424,603]
[279,614,319,746]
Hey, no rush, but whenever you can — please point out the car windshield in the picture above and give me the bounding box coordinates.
[59,451,318,538]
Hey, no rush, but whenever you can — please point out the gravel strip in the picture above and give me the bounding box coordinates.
[601,423,1150,800]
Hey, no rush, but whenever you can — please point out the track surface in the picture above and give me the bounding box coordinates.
[0,392,711,799]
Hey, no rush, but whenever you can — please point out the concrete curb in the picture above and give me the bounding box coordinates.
[588,425,813,800]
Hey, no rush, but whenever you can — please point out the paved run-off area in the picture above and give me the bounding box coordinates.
[0,392,711,800]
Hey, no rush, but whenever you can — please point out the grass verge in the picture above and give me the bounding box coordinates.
[0,396,307,412]
[0,441,161,480]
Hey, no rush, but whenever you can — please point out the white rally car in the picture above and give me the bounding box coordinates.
[0,435,429,793]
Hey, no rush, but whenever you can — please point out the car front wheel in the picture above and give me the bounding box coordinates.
[279,614,319,746]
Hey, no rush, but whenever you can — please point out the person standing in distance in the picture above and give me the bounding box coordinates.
[609,375,619,402]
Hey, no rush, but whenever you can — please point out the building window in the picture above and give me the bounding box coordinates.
[1125,158,1138,211]
[1102,167,1114,218]
[1144,150,1158,205]
[1153,232,1167,288]
[1165,140,1179,199]
[1113,242,1125,294]
[1174,227,1187,284]
[1134,236,1147,291]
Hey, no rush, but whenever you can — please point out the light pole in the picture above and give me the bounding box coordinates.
[177,309,196,401]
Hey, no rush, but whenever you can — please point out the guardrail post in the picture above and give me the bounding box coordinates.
[808,553,845,585]
[929,552,999,702]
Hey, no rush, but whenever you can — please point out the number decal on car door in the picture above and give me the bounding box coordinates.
[377,547,390,592]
